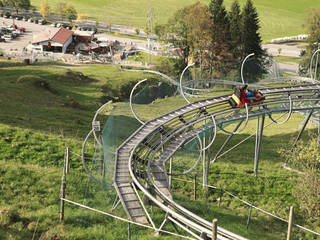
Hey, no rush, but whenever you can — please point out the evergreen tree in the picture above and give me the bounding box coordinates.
[229,1,242,60]
[241,0,264,58]
[241,0,266,82]
[208,0,234,77]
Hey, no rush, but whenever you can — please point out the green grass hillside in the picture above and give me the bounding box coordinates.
[30,0,320,41]
[0,60,319,239]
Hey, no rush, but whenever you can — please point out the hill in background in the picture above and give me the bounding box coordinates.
[30,0,320,41]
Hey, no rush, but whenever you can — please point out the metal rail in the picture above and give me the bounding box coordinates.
[115,84,320,239]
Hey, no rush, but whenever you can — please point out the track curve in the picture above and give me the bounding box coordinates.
[115,84,320,239]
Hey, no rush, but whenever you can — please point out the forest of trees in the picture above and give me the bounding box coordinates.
[155,0,267,82]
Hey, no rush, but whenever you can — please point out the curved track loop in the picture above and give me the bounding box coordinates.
[92,100,113,148]
[129,78,148,124]
[267,95,292,125]
[114,84,320,239]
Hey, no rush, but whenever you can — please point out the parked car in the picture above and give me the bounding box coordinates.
[56,23,61,28]
[4,12,11,18]
[88,27,97,34]
[12,32,20,38]
[50,23,57,27]
[0,37,5,42]
[0,13,3,17]
[60,24,71,29]
[38,19,46,25]
[4,34,13,40]
[28,18,33,23]
[15,16,22,20]
[0,27,7,34]
[34,19,39,24]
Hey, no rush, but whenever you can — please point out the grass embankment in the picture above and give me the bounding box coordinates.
[0,61,176,239]
[0,60,319,239]
[274,56,301,64]
[30,0,320,41]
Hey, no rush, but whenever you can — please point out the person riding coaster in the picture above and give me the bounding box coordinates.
[229,84,265,108]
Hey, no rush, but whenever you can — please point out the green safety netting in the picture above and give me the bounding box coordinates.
[84,56,285,188]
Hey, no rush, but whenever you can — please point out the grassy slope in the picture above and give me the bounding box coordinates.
[0,61,319,238]
[30,0,320,41]
[0,61,179,239]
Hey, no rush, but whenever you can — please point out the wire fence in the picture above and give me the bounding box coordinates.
[172,177,320,237]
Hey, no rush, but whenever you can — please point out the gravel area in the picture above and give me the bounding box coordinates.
[0,17,55,54]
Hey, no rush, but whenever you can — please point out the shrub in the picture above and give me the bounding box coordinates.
[279,135,320,219]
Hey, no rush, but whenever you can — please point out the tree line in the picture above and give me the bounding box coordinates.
[155,0,267,82]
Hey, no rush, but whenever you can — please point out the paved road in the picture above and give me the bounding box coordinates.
[95,33,149,49]
[263,42,301,58]
[263,42,302,74]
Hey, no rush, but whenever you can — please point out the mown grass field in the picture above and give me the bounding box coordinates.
[30,0,320,41]
[0,60,319,239]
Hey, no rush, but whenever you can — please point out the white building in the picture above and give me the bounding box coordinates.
[32,28,73,53]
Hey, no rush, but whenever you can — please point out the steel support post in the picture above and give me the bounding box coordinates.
[168,157,172,190]
[206,137,211,196]
[111,196,120,211]
[213,121,243,161]
[291,110,313,152]
[318,115,320,149]
[157,215,168,233]
[246,205,253,229]
[254,114,265,176]
[128,222,131,240]
[202,124,207,189]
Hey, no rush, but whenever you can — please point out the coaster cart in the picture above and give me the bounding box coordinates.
[229,88,265,108]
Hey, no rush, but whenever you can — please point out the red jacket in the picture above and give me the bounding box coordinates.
[240,88,250,104]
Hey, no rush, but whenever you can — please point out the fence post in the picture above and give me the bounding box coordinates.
[286,206,294,240]
[193,174,197,200]
[246,205,253,229]
[65,147,70,174]
[59,153,67,223]
[218,187,223,207]
[212,219,217,240]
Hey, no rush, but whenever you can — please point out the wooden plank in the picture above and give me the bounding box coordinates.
[116,176,130,183]
[134,216,149,225]
[122,193,138,202]
[126,201,141,209]
[119,187,134,196]
[118,183,131,187]
[129,208,145,217]
[116,169,129,173]
[116,172,130,177]
[154,180,168,188]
